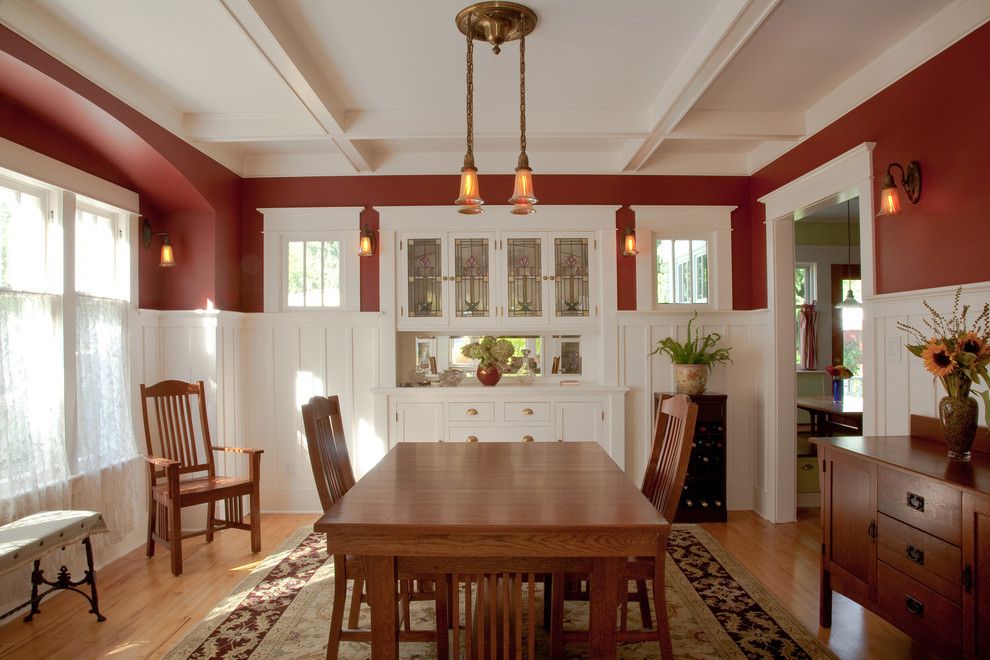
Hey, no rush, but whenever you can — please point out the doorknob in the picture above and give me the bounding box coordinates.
[522,435,534,443]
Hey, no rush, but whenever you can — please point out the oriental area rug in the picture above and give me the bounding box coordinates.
[166,525,834,659]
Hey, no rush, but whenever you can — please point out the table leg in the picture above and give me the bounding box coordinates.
[363,555,398,660]
[588,557,621,660]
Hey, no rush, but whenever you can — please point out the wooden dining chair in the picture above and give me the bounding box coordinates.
[301,395,448,660]
[549,393,697,658]
[450,572,540,659]
[140,379,263,576]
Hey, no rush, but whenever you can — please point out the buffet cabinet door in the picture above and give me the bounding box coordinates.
[963,493,990,659]
[449,233,495,327]
[393,402,444,444]
[502,233,549,326]
[400,234,447,327]
[822,449,878,604]
[555,401,603,444]
[550,232,597,324]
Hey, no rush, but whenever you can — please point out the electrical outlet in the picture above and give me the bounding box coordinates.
[284,461,296,478]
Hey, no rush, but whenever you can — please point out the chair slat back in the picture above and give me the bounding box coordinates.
[641,394,698,523]
[140,380,215,475]
[301,395,355,512]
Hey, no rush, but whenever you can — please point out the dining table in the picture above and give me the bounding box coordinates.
[796,394,863,437]
[314,441,670,660]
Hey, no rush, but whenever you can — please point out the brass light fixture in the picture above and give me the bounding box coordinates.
[454,2,538,215]
[877,161,921,216]
[358,225,376,257]
[835,200,861,309]
[142,218,175,268]
[620,225,639,256]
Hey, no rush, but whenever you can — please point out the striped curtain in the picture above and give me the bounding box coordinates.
[799,303,818,370]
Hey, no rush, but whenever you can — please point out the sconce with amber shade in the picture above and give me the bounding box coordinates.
[358,225,376,257]
[877,161,921,216]
[620,225,639,256]
[142,218,175,268]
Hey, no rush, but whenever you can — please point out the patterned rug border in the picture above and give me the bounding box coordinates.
[166,524,835,659]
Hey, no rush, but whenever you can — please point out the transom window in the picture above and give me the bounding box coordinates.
[655,239,709,305]
[286,239,342,308]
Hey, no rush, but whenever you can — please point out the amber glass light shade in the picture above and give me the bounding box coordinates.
[877,173,902,216]
[455,166,484,212]
[621,226,639,256]
[510,200,535,216]
[508,166,537,206]
[159,241,175,268]
[358,227,375,257]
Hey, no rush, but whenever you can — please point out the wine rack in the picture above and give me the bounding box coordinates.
[655,392,727,523]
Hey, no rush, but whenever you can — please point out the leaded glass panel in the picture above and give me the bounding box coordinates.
[453,238,489,318]
[407,238,443,318]
[506,238,542,318]
[554,237,589,317]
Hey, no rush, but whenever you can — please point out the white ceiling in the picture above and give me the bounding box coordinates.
[1,0,983,178]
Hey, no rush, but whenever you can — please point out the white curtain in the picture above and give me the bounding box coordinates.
[74,295,141,545]
[0,291,70,519]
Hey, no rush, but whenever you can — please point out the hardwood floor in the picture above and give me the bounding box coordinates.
[0,510,930,659]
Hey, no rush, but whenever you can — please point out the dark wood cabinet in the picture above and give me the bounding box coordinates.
[814,435,990,659]
[655,392,726,523]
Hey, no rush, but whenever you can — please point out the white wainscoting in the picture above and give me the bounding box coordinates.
[617,310,770,513]
[866,281,990,437]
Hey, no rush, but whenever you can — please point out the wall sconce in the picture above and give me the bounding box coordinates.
[877,161,921,216]
[358,225,376,257]
[620,225,639,256]
[142,218,175,268]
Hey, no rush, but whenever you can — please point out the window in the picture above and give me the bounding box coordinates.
[831,265,863,400]
[0,169,137,503]
[794,263,816,366]
[655,239,710,305]
[286,239,342,308]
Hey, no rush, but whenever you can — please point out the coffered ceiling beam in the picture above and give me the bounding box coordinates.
[184,111,326,142]
[623,0,781,172]
[668,109,804,141]
[218,0,372,172]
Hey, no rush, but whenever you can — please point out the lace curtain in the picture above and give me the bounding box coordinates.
[0,291,70,519]
[74,294,141,544]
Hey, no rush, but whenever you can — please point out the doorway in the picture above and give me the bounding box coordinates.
[758,142,876,523]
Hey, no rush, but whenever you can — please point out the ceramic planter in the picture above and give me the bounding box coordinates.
[476,365,502,386]
[674,364,708,396]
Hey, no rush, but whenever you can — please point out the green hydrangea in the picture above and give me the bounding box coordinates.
[461,336,515,371]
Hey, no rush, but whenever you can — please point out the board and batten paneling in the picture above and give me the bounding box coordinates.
[618,310,769,513]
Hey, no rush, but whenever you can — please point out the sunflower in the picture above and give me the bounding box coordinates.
[958,331,990,360]
[921,341,956,377]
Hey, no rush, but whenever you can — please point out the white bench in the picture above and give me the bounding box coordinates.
[0,510,108,622]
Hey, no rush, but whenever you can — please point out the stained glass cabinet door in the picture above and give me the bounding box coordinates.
[504,233,549,326]
[402,235,446,325]
[551,232,596,323]
[449,233,494,325]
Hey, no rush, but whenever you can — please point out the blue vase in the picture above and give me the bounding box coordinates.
[832,378,844,404]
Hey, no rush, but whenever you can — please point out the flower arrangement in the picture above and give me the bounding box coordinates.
[650,312,732,367]
[826,364,853,380]
[461,336,515,371]
[897,287,990,427]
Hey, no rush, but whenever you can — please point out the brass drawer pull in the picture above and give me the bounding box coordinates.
[800,463,814,471]
[906,492,925,512]
[467,435,479,443]
[522,435,534,443]
[522,408,534,416]
[466,408,478,416]
[906,545,925,564]
[905,596,924,617]
[556,438,564,443]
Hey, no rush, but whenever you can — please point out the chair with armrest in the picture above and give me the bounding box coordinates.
[140,379,263,576]
[301,395,448,660]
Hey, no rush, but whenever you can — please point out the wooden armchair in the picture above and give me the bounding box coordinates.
[301,395,448,659]
[140,379,263,576]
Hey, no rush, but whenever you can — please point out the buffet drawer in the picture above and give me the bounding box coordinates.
[448,426,552,443]
[877,513,961,603]
[877,561,961,657]
[448,402,495,423]
[503,401,551,422]
[878,466,961,545]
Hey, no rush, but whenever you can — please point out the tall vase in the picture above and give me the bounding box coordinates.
[832,378,844,404]
[476,364,501,387]
[939,395,978,461]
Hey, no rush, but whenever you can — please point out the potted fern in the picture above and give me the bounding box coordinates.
[650,312,732,395]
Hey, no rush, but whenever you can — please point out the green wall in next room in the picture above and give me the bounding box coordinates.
[795,222,860,247]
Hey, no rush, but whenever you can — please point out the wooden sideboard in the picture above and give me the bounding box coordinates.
[812,433,990,658]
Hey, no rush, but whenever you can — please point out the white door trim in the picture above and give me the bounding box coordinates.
[757,142,876,523]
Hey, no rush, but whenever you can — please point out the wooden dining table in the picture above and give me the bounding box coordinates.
[314,441,669,659]
[796,395,863,437]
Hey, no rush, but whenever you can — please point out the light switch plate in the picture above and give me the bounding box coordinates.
[886,337,902,361]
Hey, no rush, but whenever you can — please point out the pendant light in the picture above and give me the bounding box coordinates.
[835,199,861,309]
[455,2,537,214]
[508,33,537,214]
[454,13,483,215]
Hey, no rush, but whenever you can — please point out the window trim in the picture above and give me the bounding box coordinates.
[282,233,346,311]
[631,206,735,311]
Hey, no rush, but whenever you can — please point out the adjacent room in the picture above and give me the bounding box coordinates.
[0,1,988,658]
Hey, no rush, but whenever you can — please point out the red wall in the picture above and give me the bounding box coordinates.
[241,175,751,312]
[748,22,990,309]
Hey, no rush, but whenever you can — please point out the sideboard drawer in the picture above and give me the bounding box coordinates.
[878,467,961,545]
[449,426,552,443]
[503,401,551,422]
[449,402,495,423]
[877,561,961,657]
[878,513,961,603]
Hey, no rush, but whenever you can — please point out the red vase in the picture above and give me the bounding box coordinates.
[476,365,502,386]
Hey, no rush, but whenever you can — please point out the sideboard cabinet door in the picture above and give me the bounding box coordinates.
[393,402,444,444]
[822,450,878,607]
[963,493,990,658]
